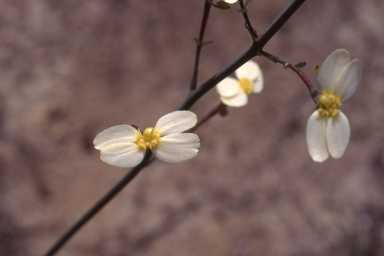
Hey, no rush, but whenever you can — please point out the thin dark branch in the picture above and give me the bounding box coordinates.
[238,0,258,40]
[190,0,212,91]
[206,0,220,8]
[179,0,306,111]
[187,101,221,133]
[43,150,152,256]
[259,50,318,104]
[258,0,305,48]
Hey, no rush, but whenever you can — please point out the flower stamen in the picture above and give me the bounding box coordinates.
[238,78,253,95]
[317,91,342,117]
[135,127,161,151]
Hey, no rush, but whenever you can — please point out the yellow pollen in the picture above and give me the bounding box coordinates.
[135,127,161,151]
[317,91,342,117]
[238,78,253,96]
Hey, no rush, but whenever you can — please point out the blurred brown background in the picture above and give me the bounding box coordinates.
[1,0,384,255]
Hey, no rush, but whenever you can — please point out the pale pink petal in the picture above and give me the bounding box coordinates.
[217,77,240,97]
[155,111,197,136]
[306,111,329,162]
[317,49,350,92]
[326,112,350,159]
[335,59,363,103]
[152,133,200,163]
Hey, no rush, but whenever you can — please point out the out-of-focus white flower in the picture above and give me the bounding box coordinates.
[223,0,237,3]
[306,49,363,162]
[94,111,200,168]
[216,60,263,107]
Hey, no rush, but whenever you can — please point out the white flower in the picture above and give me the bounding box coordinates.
[223,0,237,3]
[306,49,363,162]
[216,60,263,107]
[94,111,200,168]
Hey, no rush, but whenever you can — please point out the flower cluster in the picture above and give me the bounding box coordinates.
[94,51,363,167]
[216,60,263,107]
[94,111,200,168]
[306,49,363,162]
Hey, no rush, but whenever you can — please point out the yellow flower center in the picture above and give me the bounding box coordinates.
[135,127,161,151]
[238,78,253,96]
[317,91,342,117]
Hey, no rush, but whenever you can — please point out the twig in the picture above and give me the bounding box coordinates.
[238,0,258,40]
[258,0,305,48]
[43,151,152,256]
[190,0,212,91]
[259,50,318,104]
[179,0,306,110]
[187,101,221,133]
[206,0,220,8]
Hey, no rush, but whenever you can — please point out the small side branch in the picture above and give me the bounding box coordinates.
[187,101,223,133]
[206,0,220,8]
[259,50,318,104]
[238,0,258,40]
[190,0,212,91]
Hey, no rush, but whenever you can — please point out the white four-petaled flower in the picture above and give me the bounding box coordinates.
[216,60,263,107]
[94,111,200,168]
[306,49,363,162]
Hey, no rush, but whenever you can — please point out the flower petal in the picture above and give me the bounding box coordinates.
[93,125,145,168]
[155,111,197,136]
[317,49,350,92]
[335,59,363,102]
[216,77,240,97]
[223,0,237,3]
[94,125,139,150]
[326,112,350,159]
[235,60,261,81]
[252,71,263,93]
[306,111,329,162]
[100,143,145,168]
[152,133,200,163]
[220,90,248,107]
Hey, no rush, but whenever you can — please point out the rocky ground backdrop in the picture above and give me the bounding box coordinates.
[1,0,384,255]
